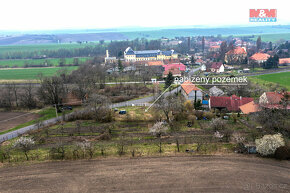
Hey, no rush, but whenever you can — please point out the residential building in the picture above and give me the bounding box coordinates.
[163,63,186,72]
[224,47,247,64]
[209,95,253,112]
[279,58,290,66]
[210,62,224,73]
[208,45,220,52]
[201,63,207,71]
[181,81,203,102]
[249,53,270,64]
[239,101,261,114]
[259,91,290,109]
[124,47,178,62]
[163,68,181,77]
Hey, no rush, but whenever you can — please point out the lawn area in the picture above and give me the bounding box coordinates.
[0,57,91,68]
[249,71,290,90]
[0,66,78,80]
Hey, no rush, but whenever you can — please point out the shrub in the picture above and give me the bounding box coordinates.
[194,110,204,120]
[255,133,285,156]
[187,114,196,125]
[274,146,290,160]
[210,118,227,131]
[204,112,215,120]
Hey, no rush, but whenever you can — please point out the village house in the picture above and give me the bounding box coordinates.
[210,62,225,73]
[239,101,261,114]
[209,95,253,112]
[259,91,290,109]
[249,53,270,65]
[208,45,220,52]
[201,63,207,71]
[163,68,181,77]
[279,58,290,66]
[224,47,247,64]
[181,81,203,102]
[162,63,186,71]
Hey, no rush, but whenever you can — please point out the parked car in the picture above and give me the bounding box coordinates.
[61,106,73,111]
[119,110,126,114]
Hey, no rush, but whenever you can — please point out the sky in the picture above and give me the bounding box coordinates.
[0,0,289,31]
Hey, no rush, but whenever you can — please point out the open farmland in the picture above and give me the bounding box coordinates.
[0,43,97,53]
[0,112,40,133]
[249,71,290,90]
[0,57,91,68]
[0,66,78,80]
[0,156,289,193]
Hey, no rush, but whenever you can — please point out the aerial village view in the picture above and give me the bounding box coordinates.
[0,0,289,192]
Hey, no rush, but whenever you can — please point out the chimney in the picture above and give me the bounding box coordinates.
[240,96,242,100]
[106,50,109,58]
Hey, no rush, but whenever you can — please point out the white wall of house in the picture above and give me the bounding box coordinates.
[259,92,268,104]
[187,90,203,101]
[217,65,225,73]
[201,64,206,71]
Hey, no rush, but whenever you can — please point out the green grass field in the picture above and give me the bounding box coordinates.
[249,71,290,90]
[249,33,290,43]
[0,66,78,80]
[0,43,98,53]
[0,57,92,68]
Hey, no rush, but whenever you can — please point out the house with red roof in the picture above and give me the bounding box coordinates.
[249,53,270,64]
[224,47,247,64]
[181,81,203,102]
[209,95,253,112]
[210,62,224,73]
[279,58,290,66]
[162,63,186,72]
[163,68,181,78]
[147,61,164,66]
[209,45,220,52]
[259,91,290,109]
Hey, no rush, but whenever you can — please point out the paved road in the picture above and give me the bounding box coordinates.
[188,67,201,76]
[0,87,180,143]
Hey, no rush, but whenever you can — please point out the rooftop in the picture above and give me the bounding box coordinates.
[181,81,200,95]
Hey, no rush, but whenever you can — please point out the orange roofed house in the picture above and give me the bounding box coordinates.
[279,58,290,66]
[239,101,261,114]
[249,53,270,65]
[224,47,247,64]
[181,81,203,102]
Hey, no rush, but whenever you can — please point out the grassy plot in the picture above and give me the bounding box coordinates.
[0,57,91,68]
[249,33,290,42]
[0,43,98,53]
[0,66,78,80]
[249,71,290,90]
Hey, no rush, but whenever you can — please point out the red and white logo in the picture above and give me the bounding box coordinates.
[249,9,277,22]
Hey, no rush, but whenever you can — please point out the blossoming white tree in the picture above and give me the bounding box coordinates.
[255,133,285,156]
[149,122,168,153]
[13,137,35,161]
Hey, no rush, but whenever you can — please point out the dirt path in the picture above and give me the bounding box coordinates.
[0,155,289,193]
